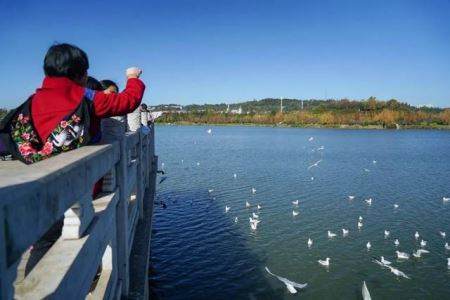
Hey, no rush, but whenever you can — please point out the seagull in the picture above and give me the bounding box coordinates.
[246,201,251,208]
[311,176,315,181]
[308,238,313,247]
[257,204,262,210]
[359,216,363,222]
[445,242,450,250]
[448,258,450,266]
[318,257,330,267]
[387,265,410,279]
[292,200,299,205]
[307,159,323,170]
[415,232,420,240]
[364,168,370,172]
[225,206,230,213]
[233,173,237,179]
[292,210,299,217]
[372,160,377,164]
[317,146,325,151]
[381,256,392,265]
[394,204,399,208]
[362,281,372,300]
[249,217,261,230]
[384,230,390,238]
[394,239,400,247]
[348,195,355,200]
[443,197,450,202]
[358,221,363,229]
[396,251,410,259]
[308,137,314,142]
[342,228,349,236]
[366,242,372,250]
[265,267,307,294]
[161,162,165,168]
[196,162,200,166]
[365,198,372,205]
[251,187,256,194]
[440,231,446,238]
[207,128,212,134]
[234,217,238,223]
[328,230,337,238]
[208,189,214,193]
[420,240,427,247]
[413,249,430,258]
[252,212,259,219]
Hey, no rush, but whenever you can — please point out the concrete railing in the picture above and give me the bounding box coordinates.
[0,122,157,299]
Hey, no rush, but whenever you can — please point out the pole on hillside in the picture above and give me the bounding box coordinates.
[280,97,283,113]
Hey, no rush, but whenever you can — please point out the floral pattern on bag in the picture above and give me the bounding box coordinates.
[11,112,85,163]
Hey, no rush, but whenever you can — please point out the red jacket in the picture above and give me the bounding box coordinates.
[31,77,146,143]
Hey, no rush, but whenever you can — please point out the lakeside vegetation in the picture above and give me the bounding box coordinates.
[155,97,450,129]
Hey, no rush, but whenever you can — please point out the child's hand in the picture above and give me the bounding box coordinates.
[126,67,142,79]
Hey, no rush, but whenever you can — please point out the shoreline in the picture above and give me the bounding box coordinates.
[155,122,450,130]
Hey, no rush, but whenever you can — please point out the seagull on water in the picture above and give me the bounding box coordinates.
[257,204,262,210]
[318,257,330,267]
[265,267,307,294]
[311,176,315,181]
[445,242,450,250]
[252,212,259,219]
[292,210,299,217]
[207,128,212,134]
[233,173,237,179]
[394,239,400,247]
[366,242,372,250]
[307,159,323,170]
[372,160,377,164]
[246,201,251,208]
[342,229,349,236]
[412,249,430,258]
[394,204,399,209]
[348,195,355,200]
[365,198,372,205]
[308,238,313,247]
[420,240,427,247]
[396,251,410,259]
[384,230,390,238]
[208,189,214,193]
[443,197,450,202]
[440,231,446,238]
[292,200,299,205]
[225,206,230,213]
[317,146,325,151]
[387,265,410,279]
[415,231,420,240]
[328,230,337,238]
[362,281,371,300]
[308,137,314,142]
[448,258,450,266]
[234,217,238,223]
[358,221,363,229]
[251,187,256,194]
[196,162,200,166]
[359,216,363,222]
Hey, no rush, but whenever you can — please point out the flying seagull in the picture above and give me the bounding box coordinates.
[265,267,307,294]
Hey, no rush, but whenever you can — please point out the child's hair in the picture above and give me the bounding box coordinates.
[44,43,89,81]
[100,80,119,92]
[86,76,103,91]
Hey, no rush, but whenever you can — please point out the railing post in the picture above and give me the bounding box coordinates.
[62,193,95,239]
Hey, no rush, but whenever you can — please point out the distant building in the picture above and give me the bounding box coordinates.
[227,104,242,114]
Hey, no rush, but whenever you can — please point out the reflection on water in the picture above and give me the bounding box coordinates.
[150,126,450,299]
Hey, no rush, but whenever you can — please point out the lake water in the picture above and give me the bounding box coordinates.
[150,125,450,299]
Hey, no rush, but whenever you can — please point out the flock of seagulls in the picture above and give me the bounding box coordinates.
[165,131,450,297]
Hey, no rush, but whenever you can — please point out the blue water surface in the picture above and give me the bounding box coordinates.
[150,125,450,300]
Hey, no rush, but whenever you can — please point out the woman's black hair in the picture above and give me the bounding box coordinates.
[86,76,103,91]
[100,79,119,92]
[44,43,89,81]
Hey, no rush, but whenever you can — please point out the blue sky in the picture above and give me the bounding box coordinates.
[1,0,449,108]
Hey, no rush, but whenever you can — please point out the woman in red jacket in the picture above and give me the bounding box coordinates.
[32,43,146,145]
